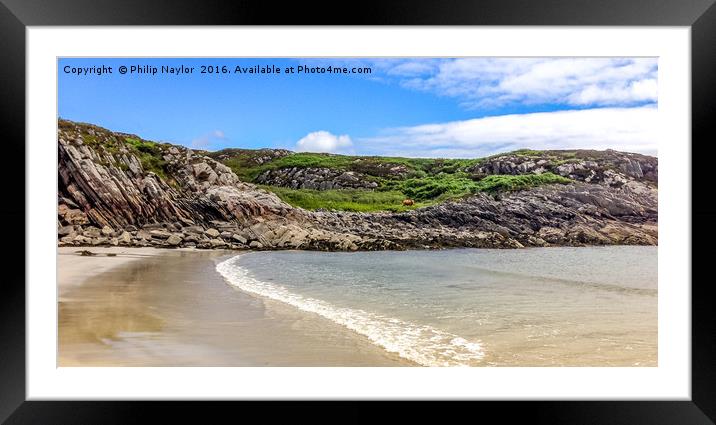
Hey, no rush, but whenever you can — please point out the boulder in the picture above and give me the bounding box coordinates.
[209,238,226,248]
[83,227,101,238]
[183,226,204,234]
[149,229,172,239]
[58,225,75,236]
[205,228,220,238]
[136,229,152,240]
[167,234,183,246]
[119,231,132,244]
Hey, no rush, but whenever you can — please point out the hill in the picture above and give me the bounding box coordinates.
[57,119,658,250]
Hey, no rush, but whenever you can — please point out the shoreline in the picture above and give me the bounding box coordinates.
[58,246,184,299]
[58,246,413,366]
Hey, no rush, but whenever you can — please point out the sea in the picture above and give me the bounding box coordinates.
[216,246,657,366]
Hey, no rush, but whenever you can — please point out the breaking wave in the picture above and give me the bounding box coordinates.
[216,255,485,366]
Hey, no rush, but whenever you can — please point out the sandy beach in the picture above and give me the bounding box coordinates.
[58,247,412,366]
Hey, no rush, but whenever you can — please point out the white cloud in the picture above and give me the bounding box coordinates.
[398,58,658,108]
[356,106,657,158]
[295,131,354,154]
[191,129,227,149]
[307,58,658,109]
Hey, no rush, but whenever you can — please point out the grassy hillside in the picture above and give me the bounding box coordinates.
[209,149,573,212]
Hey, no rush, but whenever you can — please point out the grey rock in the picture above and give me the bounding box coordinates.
[83,227,101,238]
[205,228,220,238]
[150,229,172,239]
[209,238,226,248]
[58,225,75,236]
[119,231,132,244]
[167,234,183,245]
[136,229,152,240]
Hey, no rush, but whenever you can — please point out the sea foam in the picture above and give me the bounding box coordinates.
[216,255,485,366]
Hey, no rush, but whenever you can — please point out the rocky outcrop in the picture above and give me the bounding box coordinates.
[57,121,397,251]
[210,148,292,165]
[313,181,657,249]
[57,120,657,251]
[256,167,378,190]
[469,150,657,188]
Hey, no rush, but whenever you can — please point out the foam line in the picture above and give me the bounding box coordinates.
[216,255,485,366]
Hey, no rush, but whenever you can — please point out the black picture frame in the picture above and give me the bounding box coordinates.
[2,0,714,423]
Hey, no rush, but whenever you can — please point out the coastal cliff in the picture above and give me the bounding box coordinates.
[58,119,657,250]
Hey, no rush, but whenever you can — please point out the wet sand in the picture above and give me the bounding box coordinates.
[58,247,412,366]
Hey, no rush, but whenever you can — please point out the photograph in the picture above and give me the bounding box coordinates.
[57,57,659,367]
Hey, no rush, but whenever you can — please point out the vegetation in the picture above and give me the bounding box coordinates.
[124,137,169,179]
[268,172,570,211]
[207,147,578,211]
[216,151,485,183]
[473,173,571,192]
[265,187,424,212]
[62,118,576,212]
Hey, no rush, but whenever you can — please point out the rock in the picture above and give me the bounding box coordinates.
[209,238,226,248]
[83,227,101,238]
[58,225,75,236]
[167,234,183,245]
[57,119,658,252]
[119,231,132,244]
[255,167,377,190]
[149,229,172,239]
[58,204,89,225]
[183,234,200,243]
[142,223,165,230]
[183,226,204,234]
[136,229,152,240]
[192,162,214,180]
[205,228,220,238]
[91,237,108,245]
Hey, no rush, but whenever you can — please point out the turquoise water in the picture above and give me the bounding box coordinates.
[217,246,657,366]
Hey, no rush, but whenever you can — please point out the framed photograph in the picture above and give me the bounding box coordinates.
[3,0,715,422]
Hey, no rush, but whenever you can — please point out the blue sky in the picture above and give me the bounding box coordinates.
[58,58,658,157]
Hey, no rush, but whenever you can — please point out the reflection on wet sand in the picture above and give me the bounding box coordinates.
[58,249,410,366]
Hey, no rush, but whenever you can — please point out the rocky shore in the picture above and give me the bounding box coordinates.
[58,119,658,251]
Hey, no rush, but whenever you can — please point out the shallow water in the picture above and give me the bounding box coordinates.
[217,246,657,366]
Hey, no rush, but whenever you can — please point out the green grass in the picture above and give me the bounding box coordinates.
[268,172,571,212]
[265,186,424,212]
[473,172,571,192]
[219,151,485,183]
[124,137,169,179]
[383,173,478,201]
[510,149,543,157]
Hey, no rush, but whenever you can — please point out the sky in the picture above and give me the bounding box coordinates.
[58,58,658,158]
